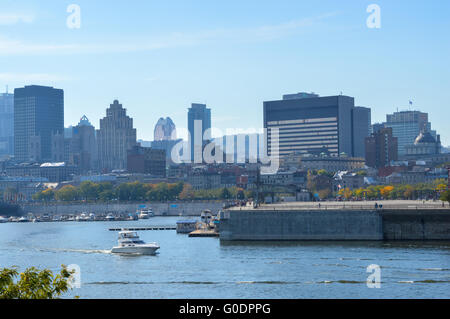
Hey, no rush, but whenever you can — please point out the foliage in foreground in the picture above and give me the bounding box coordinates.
[0,266,74,299]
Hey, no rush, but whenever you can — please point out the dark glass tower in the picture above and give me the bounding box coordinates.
[188,103,211,162]
[14,85,64,162]
[0,92,14,157]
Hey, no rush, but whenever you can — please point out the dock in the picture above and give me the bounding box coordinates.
[109,226,176,231]
[188,229,219,237]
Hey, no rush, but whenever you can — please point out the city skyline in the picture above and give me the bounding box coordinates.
[0,1,449,145]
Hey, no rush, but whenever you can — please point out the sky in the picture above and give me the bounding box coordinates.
[1,0,449,145]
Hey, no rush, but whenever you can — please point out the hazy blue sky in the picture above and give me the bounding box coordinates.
[1,0,449,144]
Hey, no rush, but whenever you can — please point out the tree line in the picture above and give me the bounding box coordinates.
[31,181,252,203]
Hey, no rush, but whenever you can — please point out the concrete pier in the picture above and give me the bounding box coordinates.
[219,202,450,241]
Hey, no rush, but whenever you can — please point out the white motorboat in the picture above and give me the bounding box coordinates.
[111,231,159,255]
[17,217,29,223]
[0,216,8,223]
[138,209,154,219]
[105,213,115,221]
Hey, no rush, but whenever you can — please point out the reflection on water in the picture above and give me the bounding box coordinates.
[0,217,449,299]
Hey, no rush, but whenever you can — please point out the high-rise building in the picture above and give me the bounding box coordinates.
[352,107,372,158]
[383,110,435,156]
[127,145,166,177]
[365,127,398,168]
[0,91,14,157]
[154,117,176,141]
[97,100,137,172]
[69,115,98,172]
[263,93,369,158]
[14,85,64,162]
[188,103,211,162]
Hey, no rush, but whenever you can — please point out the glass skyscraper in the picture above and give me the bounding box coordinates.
[0,92,14,157]
[383,110,435,156]
[14,85,64,162]
[188,103,211,162]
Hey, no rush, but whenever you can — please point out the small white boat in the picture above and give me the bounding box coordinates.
[0,216,8,223]
[138,209,154,219]
[17,217,29,223]
[105,213,115,221]
[111,231,159,255]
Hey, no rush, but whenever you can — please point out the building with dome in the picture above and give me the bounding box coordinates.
[405,130,441,157]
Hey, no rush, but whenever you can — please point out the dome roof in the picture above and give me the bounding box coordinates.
[414,131,436,144]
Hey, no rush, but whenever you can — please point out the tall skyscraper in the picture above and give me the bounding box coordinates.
[383,110,435,156]
[0,91,14,157]
[69,115,98,172]
[352,106,372,158]
[14,85,64,162]
[188,103,211,162]
[97,100,137,172]
[365,127,398,168]
[263,93,369,158]
[154,117,176,141]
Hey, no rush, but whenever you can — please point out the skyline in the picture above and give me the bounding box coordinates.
[0,0,449,144]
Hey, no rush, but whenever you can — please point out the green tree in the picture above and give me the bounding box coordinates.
[440,190,450,204]
[220,187,232,200]
[0,266,74,299]
[32,189,55,202]
[178,184,195,200]
[79,181,100,201]
[55,185,79,202]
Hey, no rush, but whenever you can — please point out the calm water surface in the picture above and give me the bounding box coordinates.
[1,217,449,299]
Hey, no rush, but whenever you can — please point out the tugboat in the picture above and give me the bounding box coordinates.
[111,231,159,255]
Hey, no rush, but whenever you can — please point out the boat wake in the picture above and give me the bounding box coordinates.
[36,248,112,254]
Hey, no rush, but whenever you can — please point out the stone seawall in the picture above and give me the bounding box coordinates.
[381,210,450,240]
[219,209,383,241]
[219,209,450,241]
[21,202,224,217]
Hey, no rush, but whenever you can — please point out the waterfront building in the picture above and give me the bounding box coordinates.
[14,85,64,162]
[97,100,137,172]
[154,117,177,141]
[365,127,398,168]
[0,91,14,157]
[5,162,78,183]
[383,110,436,156]
[127,145,166,177]
[188,103,211,162]
[263,93,370,158]
[0,176,50,201]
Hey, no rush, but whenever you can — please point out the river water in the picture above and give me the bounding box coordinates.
[1,217,449,299]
